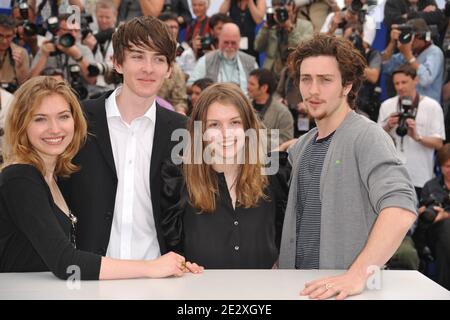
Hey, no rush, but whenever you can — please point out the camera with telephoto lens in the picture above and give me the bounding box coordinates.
[419,193,450,224]
[68,64,88,100]
[87,62,112,77]
[87,62,122,85]
[44,16,76,55]
[395,96,415,137]
[395,24,414,44]
[18,0,39,37]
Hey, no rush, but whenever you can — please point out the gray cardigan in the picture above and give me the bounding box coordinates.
[279,111,417,269]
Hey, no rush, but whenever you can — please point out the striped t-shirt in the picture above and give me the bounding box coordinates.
[295,132,334,269]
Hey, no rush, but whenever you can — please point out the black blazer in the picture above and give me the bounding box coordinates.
[61,92,187,256]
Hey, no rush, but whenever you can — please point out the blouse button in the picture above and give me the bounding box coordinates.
[234,220,239,226]
[234,245,239,251]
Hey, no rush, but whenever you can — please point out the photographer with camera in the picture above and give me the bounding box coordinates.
[82,0,117,94]
[413,143,450,290]
[30,13,96,99]
[0,14,30,92]
[11,1,42,59]
[186,0,211,59]
[321,0,376,45]
[378,64,445,199]
[254,0,313,76]
[382,18,444,103]
[384,0,446,45]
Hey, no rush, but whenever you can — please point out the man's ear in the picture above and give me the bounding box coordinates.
[343,82,353,96]
[112,57,123,75]
[261,83,269,94]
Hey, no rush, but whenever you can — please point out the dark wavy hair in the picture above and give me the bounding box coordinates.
[288,33,367,109]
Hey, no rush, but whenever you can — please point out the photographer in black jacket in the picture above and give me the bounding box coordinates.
[414,143,450,290]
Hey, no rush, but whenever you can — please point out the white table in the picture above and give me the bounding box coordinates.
[0,270,449,300]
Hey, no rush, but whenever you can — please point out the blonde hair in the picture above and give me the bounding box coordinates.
[2,76,87,177]
[184,83,268,213]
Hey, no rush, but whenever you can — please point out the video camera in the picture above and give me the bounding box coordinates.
[395,96,415,137]
[420,193,450,224]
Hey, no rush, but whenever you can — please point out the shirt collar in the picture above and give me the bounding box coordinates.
[105,86,157,124]
[219,51,238,64]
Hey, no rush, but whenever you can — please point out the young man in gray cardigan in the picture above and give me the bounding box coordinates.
[278,34,418,299]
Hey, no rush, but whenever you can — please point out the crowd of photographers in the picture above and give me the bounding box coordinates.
[0,0,449,290]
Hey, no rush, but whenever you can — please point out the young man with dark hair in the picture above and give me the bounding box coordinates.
[247,68,294,145]
[62,17,187,267]
[279,34,417,299]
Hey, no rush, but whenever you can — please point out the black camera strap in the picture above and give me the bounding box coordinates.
[94,39,111,61]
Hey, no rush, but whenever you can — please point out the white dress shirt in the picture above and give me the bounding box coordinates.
[105,87,160,260]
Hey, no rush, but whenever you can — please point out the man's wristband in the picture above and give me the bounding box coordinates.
[73,55,83,63]
[416,135,423,143]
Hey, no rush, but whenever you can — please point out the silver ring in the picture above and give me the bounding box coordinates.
[325,283,333,290]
